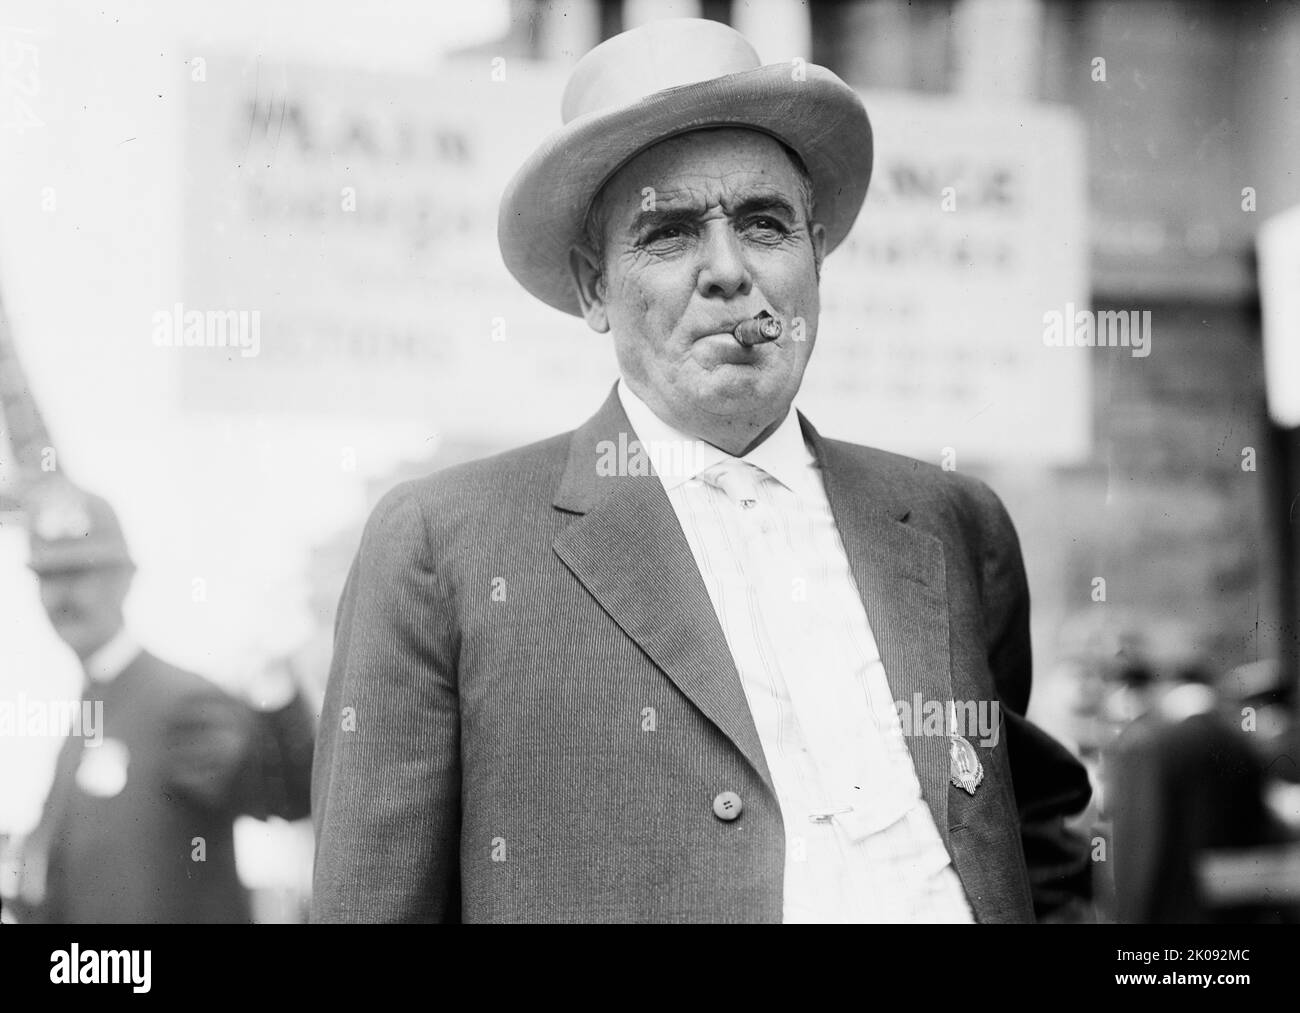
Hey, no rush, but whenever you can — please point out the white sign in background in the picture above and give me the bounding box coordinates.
[182,59,1090,464]
[1258,203,1300,429]
[181,56,611,448]
[807,91,1091,466]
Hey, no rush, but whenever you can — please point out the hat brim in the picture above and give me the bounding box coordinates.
[498,63,873,317]
[27,543,133,574]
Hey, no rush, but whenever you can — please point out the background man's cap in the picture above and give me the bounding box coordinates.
[25,481,133,573]
[498,17,873,316]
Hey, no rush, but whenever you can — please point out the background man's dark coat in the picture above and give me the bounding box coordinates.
[1108,705,1287,923]
[19,650,314,924]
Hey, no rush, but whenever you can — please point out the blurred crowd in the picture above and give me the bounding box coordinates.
[1062,637,1300,922]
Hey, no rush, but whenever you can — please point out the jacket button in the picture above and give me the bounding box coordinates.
[713,791,743,821]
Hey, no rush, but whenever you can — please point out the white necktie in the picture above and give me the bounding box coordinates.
[700,459,763,511]
[699,458,914,838]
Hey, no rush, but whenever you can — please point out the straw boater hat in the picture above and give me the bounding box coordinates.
[498,17,873,317]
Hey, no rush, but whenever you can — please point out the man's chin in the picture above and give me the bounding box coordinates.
[692,371,794,419]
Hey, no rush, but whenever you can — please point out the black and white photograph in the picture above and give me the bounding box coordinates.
[1,0,1298,975]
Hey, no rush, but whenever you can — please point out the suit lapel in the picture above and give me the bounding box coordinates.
[550,388,955,833]
[552,386,774,791]
[801,415,954,847]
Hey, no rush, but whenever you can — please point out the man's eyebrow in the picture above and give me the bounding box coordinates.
[627,206,699,235]
[625,194,801,236]
[730,195,799,220]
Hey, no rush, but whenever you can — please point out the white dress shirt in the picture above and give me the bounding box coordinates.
[617,379,973,923]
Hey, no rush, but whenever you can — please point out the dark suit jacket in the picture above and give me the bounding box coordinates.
[19,649,315,924]
[312,386,1092,923]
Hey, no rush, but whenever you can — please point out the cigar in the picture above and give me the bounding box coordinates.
[732,311,782,347]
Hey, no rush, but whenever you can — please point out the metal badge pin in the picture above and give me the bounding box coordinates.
[76,738,130,799]
[808,806,854,824]
[732,310,783,347]
[949,734,984,795]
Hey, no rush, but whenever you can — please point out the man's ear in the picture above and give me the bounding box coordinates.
[809,221,827,280]
[569,244,609,333]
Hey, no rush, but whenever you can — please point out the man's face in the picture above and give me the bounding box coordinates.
[575,129,825,444]
[36,564,131,660]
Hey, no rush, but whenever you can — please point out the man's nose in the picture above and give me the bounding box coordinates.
[695,222,752,299]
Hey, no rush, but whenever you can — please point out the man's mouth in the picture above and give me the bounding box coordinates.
[693,311,780,343]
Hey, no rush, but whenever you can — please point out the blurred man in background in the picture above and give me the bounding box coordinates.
[1104,658,1291,923]
[4,483,315,923]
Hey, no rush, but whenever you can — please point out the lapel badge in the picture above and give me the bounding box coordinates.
[76,738,130,799]
[949,733,984,795]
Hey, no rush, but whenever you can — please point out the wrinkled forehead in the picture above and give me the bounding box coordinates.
[586,127,811,232]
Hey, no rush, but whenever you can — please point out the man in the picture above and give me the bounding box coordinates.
[8,481,316,923]
[1105,662,1290,923]
[312,18,1091,923]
